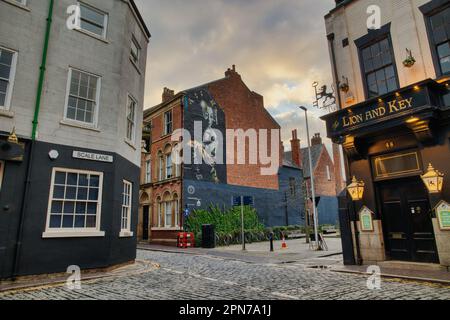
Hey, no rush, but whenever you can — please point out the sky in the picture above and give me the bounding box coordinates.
[134,0,336,152]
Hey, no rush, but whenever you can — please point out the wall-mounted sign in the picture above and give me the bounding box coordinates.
[359,206,374,232]
[321,80,442,137]
[72,151,114,163]
[435,200,450,231]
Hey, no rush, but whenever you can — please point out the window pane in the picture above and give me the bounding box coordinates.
[80,5,105,26]
[0,64,11,79]
[67,173,78,185]
[87,203,97,214]
[53,186,65,199]
[86,215,96,228]
[75,215,86,228]
[441,56,450,74]
[55,172,66,185]
[89,188,99,201]
[0,80,7,93]
[0,50,13,66]
[80,20,104,36]
[62,215,74,228]
[438,42,450,59]
[0,93,5,106]
[51,201,63,214]
[90,175,99,187]
[77,187,88,200]
[64,201,75,214]
[50,215,62,228]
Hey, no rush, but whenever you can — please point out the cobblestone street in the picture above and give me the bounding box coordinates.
[1,249,449,300]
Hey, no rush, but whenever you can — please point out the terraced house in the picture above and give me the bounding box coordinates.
[0,0,150,279]
[322,0,450,269]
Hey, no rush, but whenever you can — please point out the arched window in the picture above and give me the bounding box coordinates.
[156,196,162,227]
[173,144,182,177]
[157,151,164,181]
[173,193,179,227]
[163,192,172,227]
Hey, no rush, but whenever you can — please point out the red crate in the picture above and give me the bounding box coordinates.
[177,232,195,248]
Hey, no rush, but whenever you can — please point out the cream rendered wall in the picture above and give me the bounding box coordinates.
[0,0,148,167]
[326,0,436,108]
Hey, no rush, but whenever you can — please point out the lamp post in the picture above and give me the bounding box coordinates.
[346,176,365,265]
[299,106,320,250]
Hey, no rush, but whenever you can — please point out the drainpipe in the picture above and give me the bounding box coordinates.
[327,33,343,110]
[12,0,53,279]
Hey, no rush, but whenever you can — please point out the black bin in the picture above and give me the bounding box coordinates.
[202,224,216,249]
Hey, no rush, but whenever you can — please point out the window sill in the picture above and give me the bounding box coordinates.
[42,231,105,238]
[74,28,109,44]
[119,231,134,238]
[151,227,182,231]
[0,109,14,118]
[2,0,31,12]
[60,119,100,132]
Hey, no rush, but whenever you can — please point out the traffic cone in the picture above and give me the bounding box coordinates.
[281,235,288,249]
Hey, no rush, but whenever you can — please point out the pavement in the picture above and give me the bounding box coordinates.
[1,238,449,300]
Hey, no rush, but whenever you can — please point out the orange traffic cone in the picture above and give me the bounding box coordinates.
[281,235,288,249]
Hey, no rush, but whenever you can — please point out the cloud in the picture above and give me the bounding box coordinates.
[134,0,336,157]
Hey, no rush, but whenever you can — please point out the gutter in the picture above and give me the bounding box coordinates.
[12,0,53,279]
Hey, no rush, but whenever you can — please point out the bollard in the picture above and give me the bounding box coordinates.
[269,232,274,252]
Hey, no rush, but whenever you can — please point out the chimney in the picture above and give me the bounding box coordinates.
[162,87,175,103]
[290,129,302,168]
[311,133,322,146]
[225,64,241,79]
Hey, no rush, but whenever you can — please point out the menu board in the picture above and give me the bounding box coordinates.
[359,206,374,232]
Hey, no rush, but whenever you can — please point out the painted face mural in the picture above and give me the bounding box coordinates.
[183,88,226,184]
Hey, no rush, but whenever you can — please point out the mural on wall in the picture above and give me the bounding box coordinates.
[183,87,227,185]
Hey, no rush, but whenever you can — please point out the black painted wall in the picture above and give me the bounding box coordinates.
[0,140,139,279]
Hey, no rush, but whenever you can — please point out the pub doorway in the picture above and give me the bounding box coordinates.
[377,177,439,263]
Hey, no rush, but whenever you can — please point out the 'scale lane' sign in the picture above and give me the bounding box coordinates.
[72,151,114,163]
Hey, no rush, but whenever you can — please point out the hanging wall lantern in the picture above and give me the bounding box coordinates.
[347,176,365,201]
[421,163,444,194]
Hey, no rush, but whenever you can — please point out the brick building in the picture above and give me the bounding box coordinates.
[139,66,304,245]
[285,131,342,226]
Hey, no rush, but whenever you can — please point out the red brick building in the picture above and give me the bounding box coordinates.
[285,130,343,225]
[139,66,304,245]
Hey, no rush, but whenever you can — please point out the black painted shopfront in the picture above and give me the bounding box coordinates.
[322,79,450,265]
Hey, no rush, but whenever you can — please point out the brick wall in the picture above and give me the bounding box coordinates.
[208,66,281,190]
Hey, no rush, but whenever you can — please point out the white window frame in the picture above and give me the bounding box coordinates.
[0,161,4,191]
[125,94,137,144]
[157,200,162,227]
[43,168,105,238]
[165,153,173,179]
[158,154,164,181]
[120,180,133,237]
[63,67,101,128]
[174,198,179,227]
[0,47,18,111]
[164,110,173,135]
[164,201,173,228]
[77,1,109,40]
[145,159,151,184]
[130,35,141,65]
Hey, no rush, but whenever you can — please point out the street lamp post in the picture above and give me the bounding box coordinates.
[299,106,320,250]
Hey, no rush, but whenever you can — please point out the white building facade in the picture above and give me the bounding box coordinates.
[0,0,150,279]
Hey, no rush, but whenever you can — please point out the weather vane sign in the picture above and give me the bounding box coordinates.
[312,81,337,113]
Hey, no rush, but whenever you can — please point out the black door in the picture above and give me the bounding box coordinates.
[142,206,149,241]
[378,177,439,263]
